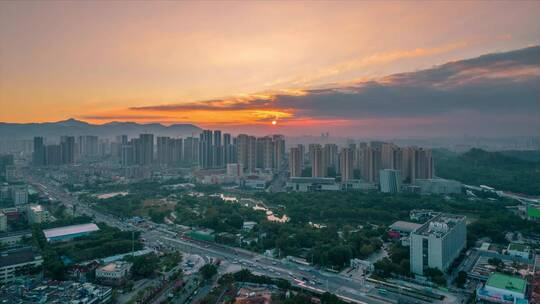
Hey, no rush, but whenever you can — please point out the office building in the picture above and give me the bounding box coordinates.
[27,205,50,224]
[339,147,354,182]
[289,146,303,178]
[0,247,43,284]
[379,169,401,193]
[410,213,467,275]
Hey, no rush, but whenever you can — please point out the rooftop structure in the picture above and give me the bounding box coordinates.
[43,223,99,242]
[389,221,422,234]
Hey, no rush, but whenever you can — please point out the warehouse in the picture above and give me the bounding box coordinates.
[43,223,100,243]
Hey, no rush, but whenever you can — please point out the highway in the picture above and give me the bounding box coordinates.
[23,169,447,304]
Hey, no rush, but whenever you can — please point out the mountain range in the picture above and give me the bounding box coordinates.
[0,119,202,139]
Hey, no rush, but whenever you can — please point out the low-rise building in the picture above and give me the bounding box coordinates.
[43,223,100,243]
[242,221,257,231]
[95,261,132,286]
[0,230,32,247]
[0,247,43,283]
[476,272,529,304]
[1,279,112,303]
[0,212,6,232]
[415,178,462,195]
[379,169,401,193]
[287,177,340,192]
[505,243,532,260]
[27,204,51,224]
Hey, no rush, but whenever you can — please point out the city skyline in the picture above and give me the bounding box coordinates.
[1,2,540,137]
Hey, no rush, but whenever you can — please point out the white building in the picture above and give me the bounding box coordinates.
[379,169,401,193]
[27,204,50,224]
[0,247,43,283]
[11,186,28,205]
[95,261,132,286]
[287,177,339,192]
[410,213,467,275]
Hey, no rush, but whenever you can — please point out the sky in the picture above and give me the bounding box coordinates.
[1,1,539,137]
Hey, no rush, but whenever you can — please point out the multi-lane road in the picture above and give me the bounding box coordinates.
[24,169,453,304]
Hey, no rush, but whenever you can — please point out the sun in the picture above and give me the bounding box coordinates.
[271,120,277,125]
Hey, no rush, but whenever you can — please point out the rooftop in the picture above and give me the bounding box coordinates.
[29,204,45,212]
[486,273,527,294]
[99,261,131,272]
[390,221,422,233]
[508,243,530,252]
[43,223,99,239]
[0,247,42,267]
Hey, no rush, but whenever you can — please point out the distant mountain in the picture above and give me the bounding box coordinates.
[0,118,202,139]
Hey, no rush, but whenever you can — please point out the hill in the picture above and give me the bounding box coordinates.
[0,119,202,139]
[434,148,540,195]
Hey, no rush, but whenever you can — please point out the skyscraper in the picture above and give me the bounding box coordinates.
[213,130,223,167]
[157,136,170,165]
[183,136,199,166]
[78,135,99,157]
[324,143,338,173]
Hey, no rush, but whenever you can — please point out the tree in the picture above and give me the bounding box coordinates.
[127,253,160,278]
[455,271,467,288]
[200,263,218,280]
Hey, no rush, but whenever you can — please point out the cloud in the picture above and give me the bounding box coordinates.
[92,45,540,136]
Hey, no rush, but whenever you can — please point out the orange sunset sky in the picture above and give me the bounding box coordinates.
[1,1,539,136]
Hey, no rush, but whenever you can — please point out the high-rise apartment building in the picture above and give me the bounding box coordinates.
[339,147,354,182]
[78,135,99,157]
[273,135,285,171]
[137,134,154,166]
[324,144,338,173]
[183,136,199,166]
[379,169,401,193]
[60,136,75,165]
[410,213,466,275]
[289,146,303,178]
[237,134,257,173]
[310,144,326,178]
[223,133,235,164]
[199,130,213,169]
